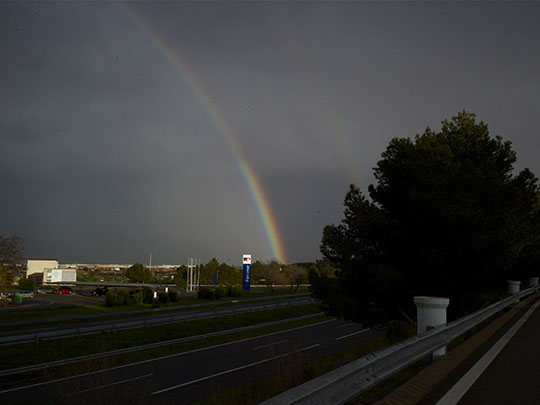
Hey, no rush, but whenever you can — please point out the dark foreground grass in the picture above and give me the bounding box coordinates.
[0,304,322,378]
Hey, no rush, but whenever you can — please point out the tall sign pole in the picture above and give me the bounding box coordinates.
[242,254,251,291]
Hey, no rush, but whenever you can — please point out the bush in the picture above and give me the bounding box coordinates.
[168,290,179,302]
[227,285,242,297]
[151,298,160,308]
[198,287,214,300]
[158,291,169,304]
[18,278,36,291]
[132,291,143,305]
[214,286,226,300]
[105,291,120,307]
[118,289,130,306]
[142,287,154,304]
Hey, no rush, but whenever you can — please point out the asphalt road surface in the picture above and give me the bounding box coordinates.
[0,318,380,404]
[0,293,105,311]
[0,297,314,344]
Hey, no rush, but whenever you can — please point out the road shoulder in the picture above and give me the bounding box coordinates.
[376,292,540,405]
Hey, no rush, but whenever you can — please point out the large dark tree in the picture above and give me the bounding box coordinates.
[316,112,540,324]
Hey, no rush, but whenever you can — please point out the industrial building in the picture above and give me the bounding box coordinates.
[26,259,77,284]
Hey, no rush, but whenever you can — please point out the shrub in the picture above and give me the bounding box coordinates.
[228,285,242,297]
[132,291,143,305]
[105,291,120,307]
[158,291,169,304]
[214,286,226,300]
[18,277,36,291]
[118,289,130,306]
[142,287,154,304]
[198,286,214,300]
[151,298,160,308]
[168,290,179,302]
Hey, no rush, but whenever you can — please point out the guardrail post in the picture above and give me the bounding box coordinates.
[414,296,450,356]
[529,277,539,288]
[507,280,521,304]
[507,280,520,294]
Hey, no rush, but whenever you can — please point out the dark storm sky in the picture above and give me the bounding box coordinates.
[1,1,539,265]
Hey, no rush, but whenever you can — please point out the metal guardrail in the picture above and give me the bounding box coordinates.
[0,312,326,377]
[0,298,315,345]
[262,286,540,405]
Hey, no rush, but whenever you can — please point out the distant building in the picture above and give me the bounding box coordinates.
[26,259,59,277]
[44,268,77,284]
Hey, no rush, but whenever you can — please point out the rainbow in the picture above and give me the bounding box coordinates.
[116,3,287,263]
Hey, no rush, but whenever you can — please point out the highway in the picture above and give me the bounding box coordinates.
[0,318,380,404]
[0,296,314,344]
[2,292,311,326]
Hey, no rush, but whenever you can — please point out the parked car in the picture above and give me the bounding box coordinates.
[91,286,109,297]
[37,287,54,294]
[18,290,34,299]
[54,286,73,295]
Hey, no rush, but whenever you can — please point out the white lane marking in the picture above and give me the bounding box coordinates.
[253,339,288,350]
[150,344,320,395]
[65,373,153,396]
[436,297,540,405]
[334,328,370,341]
[0,318,335,395]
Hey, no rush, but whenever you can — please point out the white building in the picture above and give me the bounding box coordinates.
[26,259,59,277]
[44,268,77,283]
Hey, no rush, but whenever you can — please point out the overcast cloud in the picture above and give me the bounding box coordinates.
[1,1,539,265]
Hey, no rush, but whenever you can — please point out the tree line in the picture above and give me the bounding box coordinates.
[123,259,308,293]
[0,242,309,294]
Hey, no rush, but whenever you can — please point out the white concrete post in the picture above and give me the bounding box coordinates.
[414,296,450,356]
[529,277,538,288]
[165,287,168,293]
[153,291,157,299]
[507,280,521,294]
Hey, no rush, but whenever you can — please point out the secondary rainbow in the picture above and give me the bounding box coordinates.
[117,4,287,263]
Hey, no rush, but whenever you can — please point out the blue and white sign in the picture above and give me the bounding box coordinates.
[242,254,251,291]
